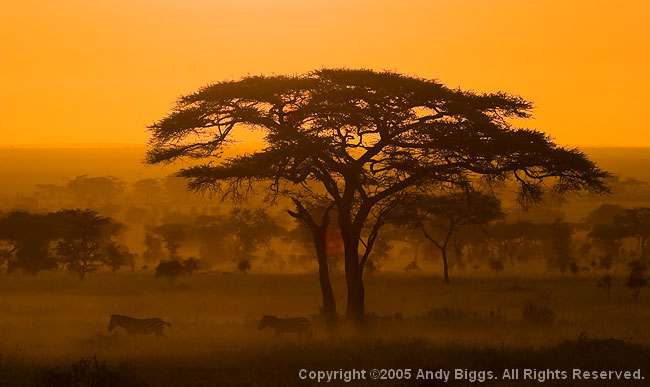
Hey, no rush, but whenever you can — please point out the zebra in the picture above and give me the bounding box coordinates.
[258,315,312,338]
[108,315,171,338]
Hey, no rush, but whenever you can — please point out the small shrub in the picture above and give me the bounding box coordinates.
[522,299,555,325]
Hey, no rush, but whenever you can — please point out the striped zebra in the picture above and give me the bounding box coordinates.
[258,315,312,337]
[108,315,171,338]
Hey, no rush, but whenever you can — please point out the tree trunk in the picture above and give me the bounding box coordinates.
[342,232,365,326]
[314,231,337,331]
[441,248,450,284]
[641,237,646,259]
[345,273,365,324]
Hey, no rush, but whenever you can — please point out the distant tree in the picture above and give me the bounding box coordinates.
[461,225,492,272]
[0,211,61,274]
[487,221,538,267]
[229,208,283,271]
[182,257,200,277]
[146,69,609,323]
[364,233,393,274]
[583,204,627,227]
[193,214,232,267]
[65,175,126,213]
[155,260,184,287]
[626,260,648,301]
[142,233,165,263]
[131,178,163,204]
[152,223,188,261]
[404,260,421,272]
[53,209,123,280]
[391,227,428,272]
[597,274,613,300]
[617,208,650,260]
[394,189,503,284]
[489,259,504,276]
[540,220,574,275]
[101,242,136,276]
[237,259,251,275]
[569,261,580,278]
[589,222,627,265]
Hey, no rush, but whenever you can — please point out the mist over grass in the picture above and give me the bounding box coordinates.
[1,272,649,385]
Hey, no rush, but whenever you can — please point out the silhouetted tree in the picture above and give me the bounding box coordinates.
[597,274,613,300]
[182,257,200,277]
[229,208,283,271]
[569,261,580,278]
[155,260,184,287]
[101,242,136,276]
[487,221,538,267]
[152,223,187,261]
[237,259,251,275]
[589,222,627,265]
[0,211,60,274]
[142,233,165,263]
[584,204,627,227]
[131,178,163,204]
[194,214,231,267]
[365,233,393,274]
[394,189,503,284]
[65,175,126,215]
[146,69,609,323]
[617,208,650,260]
[404,259,421,272]
[626,260,648,300]
[53,209,123,280]
[540,220,574,275]
[489,259,504,276]
[598,254,614,273]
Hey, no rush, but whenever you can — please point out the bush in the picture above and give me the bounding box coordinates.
[522,299,555,325]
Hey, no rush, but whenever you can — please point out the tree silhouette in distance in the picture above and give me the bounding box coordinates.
[393,189,503,284]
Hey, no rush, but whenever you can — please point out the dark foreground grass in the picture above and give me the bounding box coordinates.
[1,337,649,387]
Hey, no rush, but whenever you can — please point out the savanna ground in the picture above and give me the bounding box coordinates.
[1,270,649,386]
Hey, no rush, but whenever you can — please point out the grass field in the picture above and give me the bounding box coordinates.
[1,271,649,386]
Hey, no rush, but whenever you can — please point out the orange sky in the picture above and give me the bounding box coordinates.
[1,0,648,147]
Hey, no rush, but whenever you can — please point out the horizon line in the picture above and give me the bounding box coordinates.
[1,142,650,150]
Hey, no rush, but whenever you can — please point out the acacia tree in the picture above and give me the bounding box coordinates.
[487,221,538,267]
[394,189,503,284]
[229,208,283,272]
[540,220,575,275]
[155,259,184,287]
[102,242,135,276]
[146,69,609,324]
[54,209,123,280]
[0,211,61,274]
[589,222,627,265]
[152,222,187,261]
[617,208,650,260]
[182,257,200,277]
[237,259,251,275]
